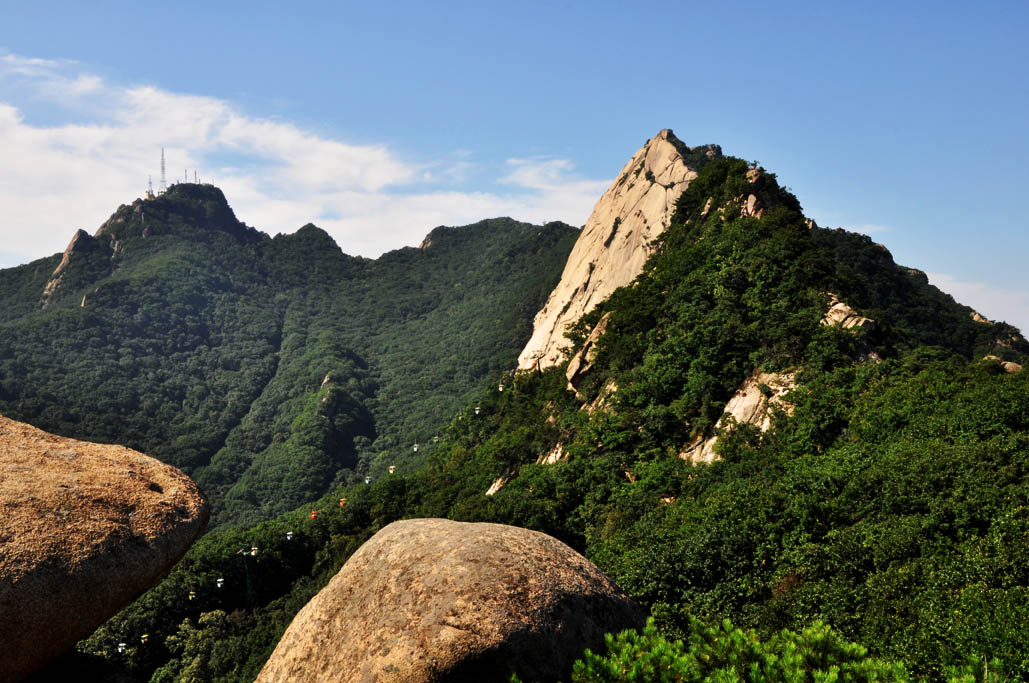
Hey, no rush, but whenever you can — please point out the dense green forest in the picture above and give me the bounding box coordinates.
[26,158,1029,680]
[0,184,578,526]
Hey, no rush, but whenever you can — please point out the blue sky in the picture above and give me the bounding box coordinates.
[1,1,1027,330]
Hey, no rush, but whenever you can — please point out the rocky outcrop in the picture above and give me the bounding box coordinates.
[0,415,208,682]
[740,168,767,218]
[971,310,992,324]
[484,475,510,497]
[821,293,882,362]
[583,379,619,415]
[822,292,874,329]
[680,371,796,464]
[518,130,719,369]
[565,312,611,395]
[984,355,1023,373]
[40,229,95,307]
[258,519,644,683]
[537,443,566,465]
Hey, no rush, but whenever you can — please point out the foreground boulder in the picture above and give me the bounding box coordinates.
[258,518,644,682]
[0,415,208,682]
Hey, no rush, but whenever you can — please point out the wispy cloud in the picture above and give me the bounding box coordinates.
[0,54,63,77]
[502,157,578,189]
[0,53,602,266]
[928,272,1029,335]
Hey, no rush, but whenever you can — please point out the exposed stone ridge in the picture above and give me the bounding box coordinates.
[485,474,510,496]
[0,415,209,681]
[257,519,644,682]
[821,292,875,329]
[565,312,612,395]
[40,229,95,307]
[517,130,719,369]
[583,379,619,415]
[680,371,796,464]
[984,355,1023,374]
[537,442,566,466]
[970,310,992,324]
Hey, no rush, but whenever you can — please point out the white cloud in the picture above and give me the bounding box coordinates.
[497,156,608,222]
[502,157,577,189]
[0,54,63,77]
[928,272,1029,335]
[0,53,602,267]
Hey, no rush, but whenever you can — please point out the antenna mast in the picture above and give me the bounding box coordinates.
[160,148,167,193]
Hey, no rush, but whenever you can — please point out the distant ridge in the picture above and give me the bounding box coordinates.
[0,190,577,527]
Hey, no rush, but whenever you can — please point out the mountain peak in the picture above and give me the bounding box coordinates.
[92,183,258,247]
[517,130,720,369]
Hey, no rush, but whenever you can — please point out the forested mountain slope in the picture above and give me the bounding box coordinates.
[48,154,1029,681]
[0,184,578,526]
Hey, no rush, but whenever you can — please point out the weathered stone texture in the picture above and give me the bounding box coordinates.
[258,518,644,682]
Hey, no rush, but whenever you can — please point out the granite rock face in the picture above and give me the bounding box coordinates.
[518,129,718,370]
[0,415,208,682]
[258,518,644,682]
[680,371,796,464]
[565,311,612,395]
[40,229,107,307]
[984,355,1023,373]
[822,292,875,329]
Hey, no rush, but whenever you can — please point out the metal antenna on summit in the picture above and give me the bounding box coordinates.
[160,148,167,193]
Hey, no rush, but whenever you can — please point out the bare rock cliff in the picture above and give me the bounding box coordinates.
[517,130,719,369]
[680,371,796,464]
[258,518,644,682]
[822,292,875,329]
[0,415,208,682]
[40,229,95,307]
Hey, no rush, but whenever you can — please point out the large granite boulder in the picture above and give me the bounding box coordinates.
[258,518,644,682]
[0,415,208,682]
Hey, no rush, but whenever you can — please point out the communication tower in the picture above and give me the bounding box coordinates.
[160,148,167,193]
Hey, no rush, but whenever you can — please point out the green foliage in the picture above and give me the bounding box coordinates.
[0,187,577,525]
[24,161,1029,680]
[572,617,910,681]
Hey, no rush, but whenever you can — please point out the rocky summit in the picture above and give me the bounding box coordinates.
[517,129,720,369]
[258,518,644,682]
[0,415,208,682]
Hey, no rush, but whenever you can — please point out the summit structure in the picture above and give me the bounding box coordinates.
[517,130,719,369]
